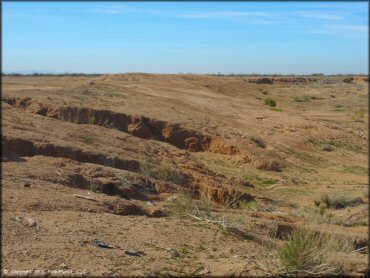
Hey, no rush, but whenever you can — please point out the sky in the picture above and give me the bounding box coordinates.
[3,1,369,74]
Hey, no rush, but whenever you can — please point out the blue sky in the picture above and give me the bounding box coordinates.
[3,1,368,74]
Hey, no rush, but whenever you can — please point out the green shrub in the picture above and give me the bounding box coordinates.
[264,97,277,107]
[279,226,349,275]
[279,227,322,273]
[353,110,365,122]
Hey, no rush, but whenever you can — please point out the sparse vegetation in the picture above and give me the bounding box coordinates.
[239,199,263,211]
[4,72,368,276]
[314,194,363,209]
[90,179,99,192]
[249,135,266,148]
[362,189,368,198]
[292,95,311,102]
[284,148,327,165]
[170,190,217,222]
[317,143,336,152]
[283,175,308,185]
[278,225,352,275]
[79,134,96,145]
[341,165,368,175]
[295,206,367,227]
[353,110,365,122]
[316,140,363,153]
[139,156,184,184]
[156,161,184,184]
[220,191,244,209]
[264,97,277,107]
[270,107,282,112]
[243,173,278,187]
[170,190,198,217]
[90,115,97,125]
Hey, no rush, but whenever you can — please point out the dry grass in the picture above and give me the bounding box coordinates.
[278,225,353,276]
[314,194,363,209]
[220,191,244,209]
[170,190,212,219]
[139,156,183,185]
[251,207,356,276]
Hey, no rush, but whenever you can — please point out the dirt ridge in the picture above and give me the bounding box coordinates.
[3,96,240,156]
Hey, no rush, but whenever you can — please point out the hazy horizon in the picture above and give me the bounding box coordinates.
[3,1,369,74]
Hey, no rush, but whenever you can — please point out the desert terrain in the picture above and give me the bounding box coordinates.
[2,73,368,276]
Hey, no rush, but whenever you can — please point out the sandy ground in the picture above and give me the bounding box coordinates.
[2,74,368,276]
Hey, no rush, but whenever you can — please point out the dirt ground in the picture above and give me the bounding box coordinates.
[2,74,368,276]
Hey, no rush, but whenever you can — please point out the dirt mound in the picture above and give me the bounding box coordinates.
[245,77,316,84]
[272,77,317,83]
[343,76,369,83]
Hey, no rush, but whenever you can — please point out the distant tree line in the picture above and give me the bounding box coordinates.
[1,72,104,77]
[208,73,368,77]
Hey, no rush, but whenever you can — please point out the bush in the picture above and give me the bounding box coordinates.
[353,110,365,122]
[170,190,213,219]
[279,226,350,275]
[170,190,196,217]
[139,156,183,184]
[156,162,184,184]
[264,97,277,107]
[249,135,266,148]
[314,194,362,209]
[317,143,335,152]
[279,227,322,273]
